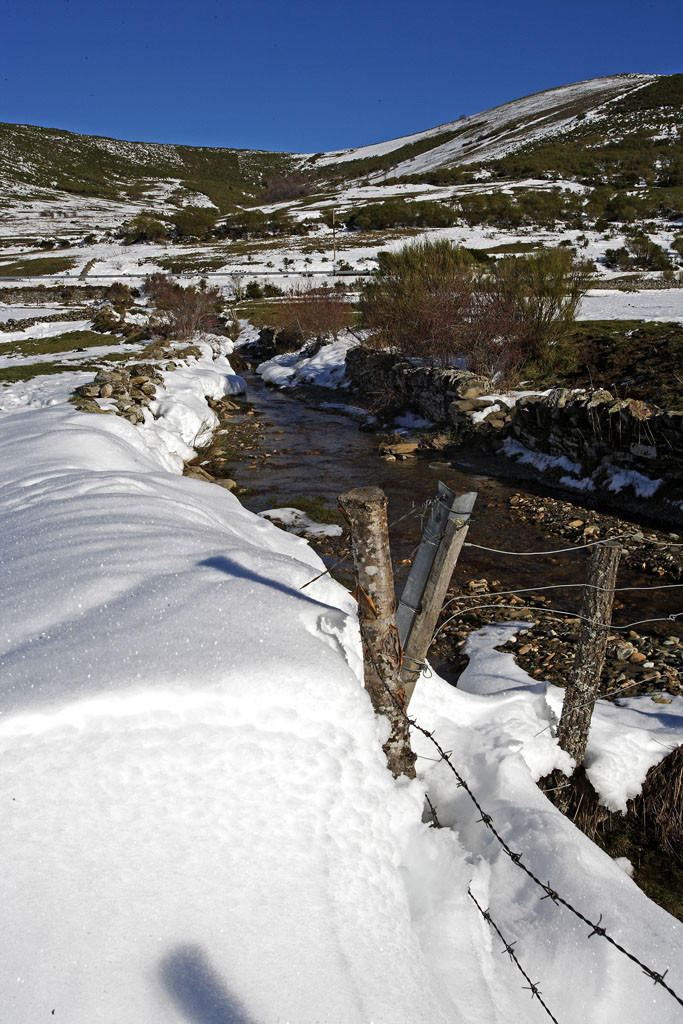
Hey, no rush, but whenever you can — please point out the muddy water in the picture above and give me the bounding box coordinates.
[229,371,681,634]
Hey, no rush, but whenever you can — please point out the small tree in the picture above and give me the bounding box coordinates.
[360,240,524,379]
[360,240,591,381]
[119,213,168,245]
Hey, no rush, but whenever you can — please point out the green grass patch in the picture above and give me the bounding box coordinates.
[280,494,344,526]
[0,361,76,383]
[530,319,683,410]
[0,329,122,358]
[0,256,77,277]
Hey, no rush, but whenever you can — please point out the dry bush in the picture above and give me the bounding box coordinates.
[360,240,592,384]
[360,240,524,384]
[144,274,223,339]
[494,247,593,370]
[276,285,351,344]
[262,173,310,203]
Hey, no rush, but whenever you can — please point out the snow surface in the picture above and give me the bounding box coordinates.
[0,303,66,322]
[257,333,358,389]
[1,330,682,1023]
[259,507,343,538]
[579,288,683,322]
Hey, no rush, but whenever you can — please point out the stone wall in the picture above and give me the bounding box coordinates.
[344,347,683,518]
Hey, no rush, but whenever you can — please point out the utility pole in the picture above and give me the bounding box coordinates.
[332,207,337,276]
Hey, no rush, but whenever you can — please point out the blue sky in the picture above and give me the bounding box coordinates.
[1,0,680,152]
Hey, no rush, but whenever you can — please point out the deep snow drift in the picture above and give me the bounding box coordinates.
[1,341,682,1024]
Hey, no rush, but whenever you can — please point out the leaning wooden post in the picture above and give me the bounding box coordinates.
[338,486,416,779]
[543,541,621,812]
[397,485,477,706]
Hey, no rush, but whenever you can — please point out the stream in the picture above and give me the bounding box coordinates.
[225,370,682,641]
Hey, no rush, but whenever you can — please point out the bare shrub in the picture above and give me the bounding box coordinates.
[144,274,223,339]
[360,240,592,383]
[494,247,593,370]
[262,173,310,203]
[276,285,352,344]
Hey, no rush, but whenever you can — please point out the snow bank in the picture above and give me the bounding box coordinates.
[1,342,682,1023]
[257,333,358,389]
[411,625,683,1022]
[259,506,343,538]
[0,350,463,1024]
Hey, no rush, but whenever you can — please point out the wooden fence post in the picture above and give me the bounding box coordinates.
[543,541,621,812]
[338,486,416,779]
[397,484,477,705]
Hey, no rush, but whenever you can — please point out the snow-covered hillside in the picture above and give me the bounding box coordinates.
[314,74,656,173]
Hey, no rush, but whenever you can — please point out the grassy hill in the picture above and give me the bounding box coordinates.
[0,122,298,212]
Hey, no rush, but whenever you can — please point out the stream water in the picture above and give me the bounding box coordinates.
[228,370,682,637]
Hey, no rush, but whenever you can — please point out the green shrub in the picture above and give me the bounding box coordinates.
[328,199,456,232]
[218,208,304,239]
[625,233,672,271]
[604,247,632,270]
[359,240,513,374]
[359,240,591,379]
[171,205,218,239]
[119,214,168,244]
[244,281,285,300]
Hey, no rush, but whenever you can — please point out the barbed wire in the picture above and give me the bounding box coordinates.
[531,676,668,740]
[299,499,432,592]
[426,795,562,1022]
[469,888,563,1023]
[299,547,351,591]
[357,621,683,1011]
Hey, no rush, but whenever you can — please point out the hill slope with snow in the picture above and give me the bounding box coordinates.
[312,74,656,173]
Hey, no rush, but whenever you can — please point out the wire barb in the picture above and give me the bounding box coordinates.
[468,888,561,1024]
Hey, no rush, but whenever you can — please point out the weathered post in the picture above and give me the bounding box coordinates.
[543,541,621,812]
[397,485,477,705]
[338,486,416,778]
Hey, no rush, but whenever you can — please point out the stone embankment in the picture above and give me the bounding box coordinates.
[71,342,242,490]
[73,362,166,423]
[345,347,683,520]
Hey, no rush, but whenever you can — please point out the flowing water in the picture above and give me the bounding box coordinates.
[227,371,682,637]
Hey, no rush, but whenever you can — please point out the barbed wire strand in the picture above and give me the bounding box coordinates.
[532,677,665,740]
[300,499,432,592]
[468,888,563,1023]
[299,548,351,591]
[358,621,683,1010]
[426,795,561,1021]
